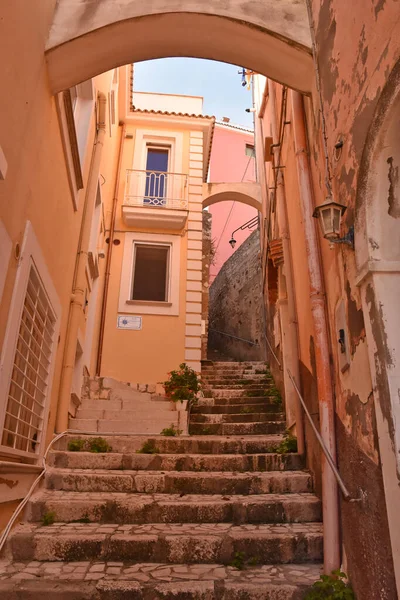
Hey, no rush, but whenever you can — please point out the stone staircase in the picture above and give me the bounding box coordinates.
[70,376,182,435]
[0,361,323,598]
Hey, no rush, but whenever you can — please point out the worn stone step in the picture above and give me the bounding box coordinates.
[189,422,286,436]
[26,491,322,525]
[45,469,312,495]
[190,413,285,424]
[0,560,323,599]
[192,403,281,414]
[201,396,279,406]
[48,451,305,473]
[8,522,323,565]
[201,375,272,382]
[69,418,179,434]
[211,390,274,399]
[76,409,174,421]
[55,434,284,455]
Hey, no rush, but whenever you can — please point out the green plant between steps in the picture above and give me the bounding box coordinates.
[160,424,183,437]
[163,362,201,406]
[136,440,160,454]
[272,430,298,454]
[304,570,355,599]
[41,511,56,526]
[67,437,112,453]
[229,552,260,570]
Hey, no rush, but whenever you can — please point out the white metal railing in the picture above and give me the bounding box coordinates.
[124,169,189,210]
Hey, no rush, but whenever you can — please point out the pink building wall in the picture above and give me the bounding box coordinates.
[208,122,257,283]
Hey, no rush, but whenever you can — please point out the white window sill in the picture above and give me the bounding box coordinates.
[126,300,173,307]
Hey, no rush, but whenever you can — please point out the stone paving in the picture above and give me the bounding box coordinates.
[0,559,322,585]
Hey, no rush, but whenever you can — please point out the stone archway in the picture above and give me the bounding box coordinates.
[46,0,313,93]
[355,58,400,591]
[202,182,262,210]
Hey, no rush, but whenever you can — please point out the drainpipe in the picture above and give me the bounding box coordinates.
[56,93,107,432]
[268,81,304,455]
[291,90,340,574]
[96,123,126,376]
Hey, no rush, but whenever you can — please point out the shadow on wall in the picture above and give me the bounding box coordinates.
[207,229,265,362]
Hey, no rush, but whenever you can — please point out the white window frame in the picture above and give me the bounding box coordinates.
[0,221,61,461]
[131,242,171,302]
[0,219,12,303]
[119,232,181,316]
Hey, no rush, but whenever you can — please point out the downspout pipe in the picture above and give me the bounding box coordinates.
[291,90,340,574]
[96,123,126,376]
[268,81,304,456]
[56,93,107,432]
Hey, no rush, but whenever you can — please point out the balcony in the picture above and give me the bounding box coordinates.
[122,169,189,230]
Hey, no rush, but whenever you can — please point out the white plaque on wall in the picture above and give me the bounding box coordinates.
[117,315,142,330]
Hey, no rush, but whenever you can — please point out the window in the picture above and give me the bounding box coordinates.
[132,244,170,302]
[2,264,56,455]
[119,232,180,316]
[0,221,61,460]
[245,144,255,158]
[144,147,170,205]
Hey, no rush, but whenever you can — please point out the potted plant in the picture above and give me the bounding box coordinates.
[163,363,201,412]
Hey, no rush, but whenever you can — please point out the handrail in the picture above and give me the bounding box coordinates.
[126,168,188,177]
[209,328,258,346]
[286,369,361,502]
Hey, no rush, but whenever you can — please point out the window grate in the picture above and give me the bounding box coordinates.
[1,265,56,455]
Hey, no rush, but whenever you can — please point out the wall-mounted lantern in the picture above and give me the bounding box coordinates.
[313,197,354,248]
[229,237,237,249]
[228,216,259,250]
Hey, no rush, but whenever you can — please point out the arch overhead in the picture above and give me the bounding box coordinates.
[46,0,313,93]
[203,182,262,210]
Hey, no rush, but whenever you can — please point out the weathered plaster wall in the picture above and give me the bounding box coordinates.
[208,229,265,361]
[202,211,212,360]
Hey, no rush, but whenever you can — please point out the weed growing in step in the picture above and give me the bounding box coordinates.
[87,437,112,453]
[136,440,160,454]
[160,424,183,437]
[67,439,85,452]
[229,552,260,570]
[240,406,253,414]
[42,511,56,526]
[304,570,355,599]
[273,430,298,454]
[67,437,112,453]
[200,426,213,435]
[230,551,246,570]
[71,513,91,524]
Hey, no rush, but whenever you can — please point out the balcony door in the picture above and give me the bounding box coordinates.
[144,147,169,206]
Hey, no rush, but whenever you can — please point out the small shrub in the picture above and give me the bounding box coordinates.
[163,363,201,406]
[160,424,183,437]
[275,430,298,454]
[67,439,85,452]
[136,440,160,454]
[72,513,91,524]
[248,556,260,567]
[42,511,56,526]
[87,437,112,453]
[304,570,355,599]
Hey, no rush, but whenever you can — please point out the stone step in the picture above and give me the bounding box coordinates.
[26,491,322,525]
[69,418,179,434]
[203,362,266,367]
[80,398,170,412]
[190,413,285,424]
[211,390,273,399]
[201,374,272,382]
[8,522,323,565]
[201,396,280,405]
[0,560,323,599]
[45,469,312,495]
[48,451,305,473]
[55,434,284,455]
[189,422,286,436]
[192,403,282,414]
[76,409,174,421]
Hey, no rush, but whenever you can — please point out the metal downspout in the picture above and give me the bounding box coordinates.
[96,123,126,376]
[268,81,304,456]
[56,93,107,432]
[291,90,340,574]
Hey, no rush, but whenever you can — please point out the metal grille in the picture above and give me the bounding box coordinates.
[125,169,188,210]
[2,265,56,456]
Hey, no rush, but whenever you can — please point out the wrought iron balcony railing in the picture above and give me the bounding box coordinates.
[124,169,189,210]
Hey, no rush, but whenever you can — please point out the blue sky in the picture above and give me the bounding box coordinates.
[133,58,254,128]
